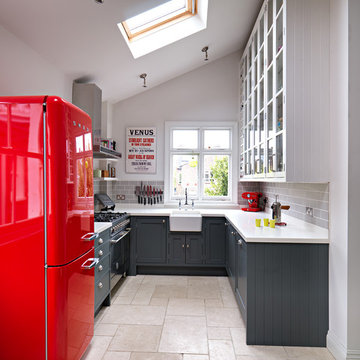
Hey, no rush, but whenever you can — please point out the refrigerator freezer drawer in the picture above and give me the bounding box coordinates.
[47,248,95,360]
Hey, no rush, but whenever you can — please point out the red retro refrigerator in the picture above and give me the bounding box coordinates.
[0,96,97,360]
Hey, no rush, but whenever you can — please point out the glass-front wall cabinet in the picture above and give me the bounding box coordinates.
[240,0,285,179]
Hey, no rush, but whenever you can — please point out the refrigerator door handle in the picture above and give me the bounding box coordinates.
[81,232,99,241]
[81,258,99,270]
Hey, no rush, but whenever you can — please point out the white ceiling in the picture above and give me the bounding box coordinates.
[0,0,262,103]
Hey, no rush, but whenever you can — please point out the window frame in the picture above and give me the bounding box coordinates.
[121,0,197,42]
[164,121,238,205]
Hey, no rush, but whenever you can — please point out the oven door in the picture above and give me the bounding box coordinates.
[110,227,131,289]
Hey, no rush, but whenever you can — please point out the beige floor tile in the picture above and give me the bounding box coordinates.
[150,297,169,306]
[142,275,188,286]
[115,288,138,299]
[131,285,155,305]
[153,285,188,298]
[81,335,112,360]
[205,299,224,308]
[188,283,221,300]
[102,351,131,360]
[101,305,166,325]
[159,315,208,354]
[188,277,220,286]
[113,296,134,305]
[94,306,108,329]
[94,323,118,336]
[206,308,244,327]
[221,292,239,308]
[108,325,162,352]
[208,339,236,360]
[130,352,183,360]
[183,355,210,360]
[207,327,232,340]
[167,298,205,316]
[284,346,335,359]
[231,327,287,359]
[218,277,232,291]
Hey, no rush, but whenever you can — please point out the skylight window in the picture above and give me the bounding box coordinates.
[121,0,197,41]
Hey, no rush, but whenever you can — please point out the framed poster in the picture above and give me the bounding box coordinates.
[126,127,156,173]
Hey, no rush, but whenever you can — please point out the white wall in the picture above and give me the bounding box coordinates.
[328,0,348,358]
[347,0,360,353]
[0,25,72,100]
[111,51,240,181]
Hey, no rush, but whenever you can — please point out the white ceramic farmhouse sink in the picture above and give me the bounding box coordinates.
[169,210,202,232]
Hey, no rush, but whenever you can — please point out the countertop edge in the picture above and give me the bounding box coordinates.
[107,206,329,244]
[94,222,112,233]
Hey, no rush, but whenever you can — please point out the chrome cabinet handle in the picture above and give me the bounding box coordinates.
[182,244,185,248]
[237,239,243,246]
[98,265,103,271]
[81,258,99,270]
[186,244,190,248]
[98,282,103,289]
[98,238,103,244]
[81,232,99,241]
[225,223,229,226]
[98,250,103,256]
[162,219,166,223]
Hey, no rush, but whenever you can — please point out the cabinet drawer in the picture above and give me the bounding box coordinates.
[95,241,110,260]
[95,253,110,284]
[95,271,110,308]
[96,228,110,247]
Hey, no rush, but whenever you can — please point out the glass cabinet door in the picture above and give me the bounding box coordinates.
[240,0,284,179]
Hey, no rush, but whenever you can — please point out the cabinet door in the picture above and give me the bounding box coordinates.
[204,218,226,265]
[168,234,186,264]
[227,225,236,290]
[136,217,167,264]
[186,234,203,265]
[235,235,247,322]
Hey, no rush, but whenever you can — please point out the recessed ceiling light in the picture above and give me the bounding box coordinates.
[94,0,104,4]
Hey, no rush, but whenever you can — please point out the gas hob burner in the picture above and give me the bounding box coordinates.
[94,212,127,223]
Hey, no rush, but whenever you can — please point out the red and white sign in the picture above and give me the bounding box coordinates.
[126,127,156,173]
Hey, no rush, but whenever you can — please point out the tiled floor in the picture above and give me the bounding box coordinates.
[81,275,335,360]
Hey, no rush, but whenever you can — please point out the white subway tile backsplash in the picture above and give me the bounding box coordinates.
[259,182,329,229]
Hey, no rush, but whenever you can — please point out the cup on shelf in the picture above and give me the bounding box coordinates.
[255,219,261,227]
[263,218,269,227]
[270,219,276,228]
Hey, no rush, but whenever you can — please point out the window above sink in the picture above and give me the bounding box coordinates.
[164,121,238,206]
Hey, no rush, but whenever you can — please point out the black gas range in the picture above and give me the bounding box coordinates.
[94,194,131,289]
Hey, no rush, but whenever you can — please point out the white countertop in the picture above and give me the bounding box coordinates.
[94,222,112,233]
[109,205,329,244]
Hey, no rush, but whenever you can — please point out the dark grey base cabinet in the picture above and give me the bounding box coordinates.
[134,217,167,264]
[168,233,203,265]
[94,227,111,315]
[233,237,329,347]
[226,222,236,291]
[130,216,226,275]
[204,217,226,265]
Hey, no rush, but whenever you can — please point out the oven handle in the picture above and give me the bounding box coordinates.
[81,258,99,270]
[111,228,131,244]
